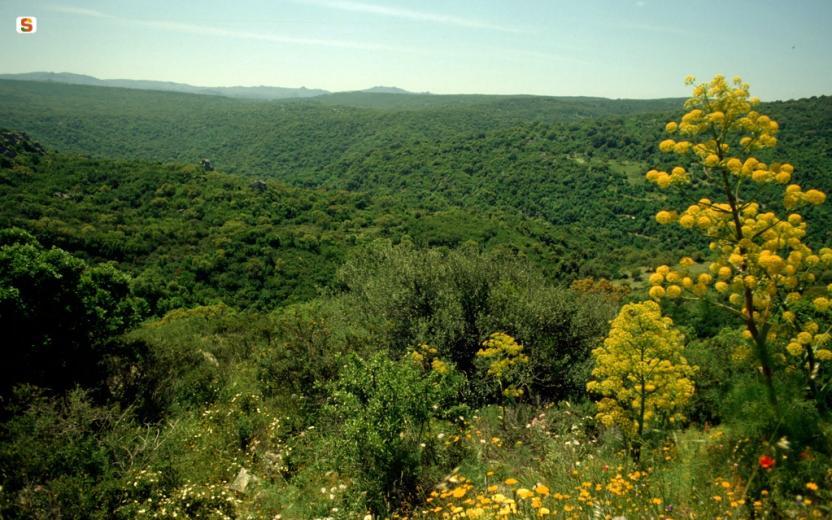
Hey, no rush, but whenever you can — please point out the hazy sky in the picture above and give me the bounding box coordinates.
[2,0,830,99]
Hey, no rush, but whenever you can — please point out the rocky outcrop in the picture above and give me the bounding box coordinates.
[0,130,46,169]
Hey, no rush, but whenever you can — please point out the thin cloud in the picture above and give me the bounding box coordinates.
[610,20,700,38]
[46,4,414,52]
[140,19,405,51]
[297,0,524,33]
[511,49,595,66]
[47,5,115,18]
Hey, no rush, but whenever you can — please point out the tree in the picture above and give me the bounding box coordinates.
[0,228,145,395]
[644,75,831,408]
[475,332,530,400]
[587,301,696,460]
[326,352,463,515]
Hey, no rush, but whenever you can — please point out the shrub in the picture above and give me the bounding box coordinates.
[325,352,465,515]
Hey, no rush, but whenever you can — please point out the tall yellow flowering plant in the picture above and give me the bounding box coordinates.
[587,301,696,460]
[476,332,529,400]
[645,74,831,407]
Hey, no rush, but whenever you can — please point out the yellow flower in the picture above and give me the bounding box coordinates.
[655,211,674,225]
[504,478,518,486]
[726,158,742,172]
[533,483,550,496]
[786,341,803,356]
[666,285,682,299]
[806,482,819,492]
[659,139,676,153]
[752,169,770,183]
[649,286,665,300]
[805,189,826,205]
[665,121,678,133]
[431,359,450,375]
[673,141,691,154]
[816,349,832,361]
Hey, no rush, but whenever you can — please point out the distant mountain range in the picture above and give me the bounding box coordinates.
[0,72,424,100]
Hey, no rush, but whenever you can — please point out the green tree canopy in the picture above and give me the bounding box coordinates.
[0,228,145,395]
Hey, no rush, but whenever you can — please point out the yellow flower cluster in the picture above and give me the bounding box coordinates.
[411,343,454,375]
[414,468,676,519]
[649,209,832,362]
[476,332,529,398]
[647,261,709,301]
[784,184,827,209]
[644,74,832,379]
[663,75,772,146]
[587,302,696,436]
[785,320,832,360]
[645,165,689,188]
[418,473,524,518]
[710,478,748,510]
[646,74,827,202]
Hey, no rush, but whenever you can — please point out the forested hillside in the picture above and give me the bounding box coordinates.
[1,131,620,311]
[2,80,831,278]
[2,77,832,519]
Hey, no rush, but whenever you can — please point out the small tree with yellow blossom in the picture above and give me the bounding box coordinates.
[476,332,530,401]
[645,74,832,408]
[587,301,696,460]
[476,332,530,429]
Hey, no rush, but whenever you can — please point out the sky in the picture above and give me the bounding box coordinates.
[1,0,830,99]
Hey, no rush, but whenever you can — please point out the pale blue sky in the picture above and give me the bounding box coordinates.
[1,0,830,99]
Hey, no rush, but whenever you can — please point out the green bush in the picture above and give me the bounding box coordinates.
[0,228,146,395]
[0,387,135,519]
[335,240,614,403]
[325,352,465,515]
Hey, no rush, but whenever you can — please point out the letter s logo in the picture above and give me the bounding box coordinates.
[17,17,37,34]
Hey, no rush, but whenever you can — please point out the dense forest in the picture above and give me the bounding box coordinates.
[1,78,832,518]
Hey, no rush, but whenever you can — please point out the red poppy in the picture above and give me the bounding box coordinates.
[758,454,775,469]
